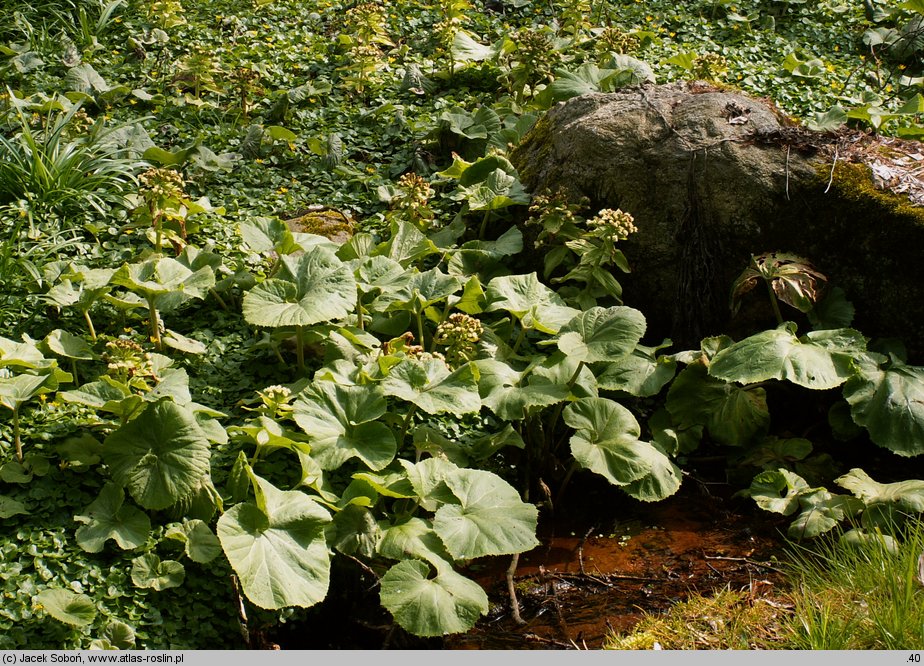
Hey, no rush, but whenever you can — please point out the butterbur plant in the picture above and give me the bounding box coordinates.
[336,1,394,97]
[531,201,638,308]
[135,167,187,255]
[387,173,435,230]
[434,313,483,368]
[730,252,827,324]
[0,336,70,462]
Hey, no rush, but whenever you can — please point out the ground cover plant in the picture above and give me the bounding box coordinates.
[0,0,922,649]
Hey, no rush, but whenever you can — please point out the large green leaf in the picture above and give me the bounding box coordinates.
[37,589,97,627]
[432,468,539,559]
[73,483,150,553]
[44,329,96,360]
[0,372,61,411]
[329,504,381,558]
[217,474,331,610]
[378,517,453,565]
[242,247,356,328]
[90,621,137,650]
[164,519,222,563]
[293,381,396,470]
[377,267,462,313]
[65,63,110,94]
[485,273,580,334]
[373,220,439,266]
[741,469,812,516]
[556,306,647,364]
[0,495,27,518]
[458,168,530,211]
[594,341,677,397]
[709,324,865,390]
[532,352,599,399]
[451,30,497,62]
[787,490,863,539]
[534,64,617,106]
[564,398,678,500]
[835,468,924,512]
[353,255,411,296]
[111,256,215,311]
[0,335,47,369]
[382,358,481,415]
[623,440,683,503]
[474,359,567,420]
[400,457,461,512]
[130,554,186,591]
[57,379,140,418]
[238,217,301,255]
[103,400,211,510]
[666,363,769,446]
[379,559,489,637]
[843,359,924,457]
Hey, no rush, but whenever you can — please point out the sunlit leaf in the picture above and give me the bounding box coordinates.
[103,400,211,510]
[217,473,331,610]
[130,554,185,591]
[73,483,150,553]
[37,589,97,627]
[380,559,489,637]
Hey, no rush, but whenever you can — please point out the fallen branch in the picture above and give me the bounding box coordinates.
[703,554,785,573]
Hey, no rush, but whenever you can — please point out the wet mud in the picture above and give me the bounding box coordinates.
[446,484,788,650]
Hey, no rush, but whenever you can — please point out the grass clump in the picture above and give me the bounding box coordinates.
[604,587,792,650]
[784,520,924,650]
[606,519,924,650]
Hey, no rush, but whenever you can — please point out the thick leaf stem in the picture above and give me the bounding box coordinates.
[415,309,426,350]
[210,288,229,312]
[546,361,584,449]
[555,460,580,507]
[295,326,305,373]
[399,404,418,447]
[765,279,784,326]
[478,210,491,240]
[12,405,22,463]
[511,325,527,356]
[82,308,97,341]
[506,554,526,625]
[147,297,162,351]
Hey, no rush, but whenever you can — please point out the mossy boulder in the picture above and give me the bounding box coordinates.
[511,82,924,357]
[283,207,353,244]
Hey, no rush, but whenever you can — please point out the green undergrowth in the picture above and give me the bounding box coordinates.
[0,0,921,650]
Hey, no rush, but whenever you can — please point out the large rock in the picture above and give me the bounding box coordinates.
[511,82,924,357]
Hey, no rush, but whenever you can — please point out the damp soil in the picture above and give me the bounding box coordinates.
[268,476,791,650]
[444,480,788,650]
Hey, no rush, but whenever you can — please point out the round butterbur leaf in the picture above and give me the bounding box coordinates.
[556,306,646,364]
[103,400,211,510]
[379,559,488,637]
[37,589,97,627]
[242,247,356,328]
[130,553,185,591]
[217,474,331,610]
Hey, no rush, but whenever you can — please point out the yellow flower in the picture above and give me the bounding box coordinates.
[277,187,288,194]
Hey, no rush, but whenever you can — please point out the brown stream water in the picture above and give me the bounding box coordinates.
[269,482,788,650]
[444,485,787,649]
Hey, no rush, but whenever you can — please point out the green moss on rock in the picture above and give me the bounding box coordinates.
[284,209,353,244]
